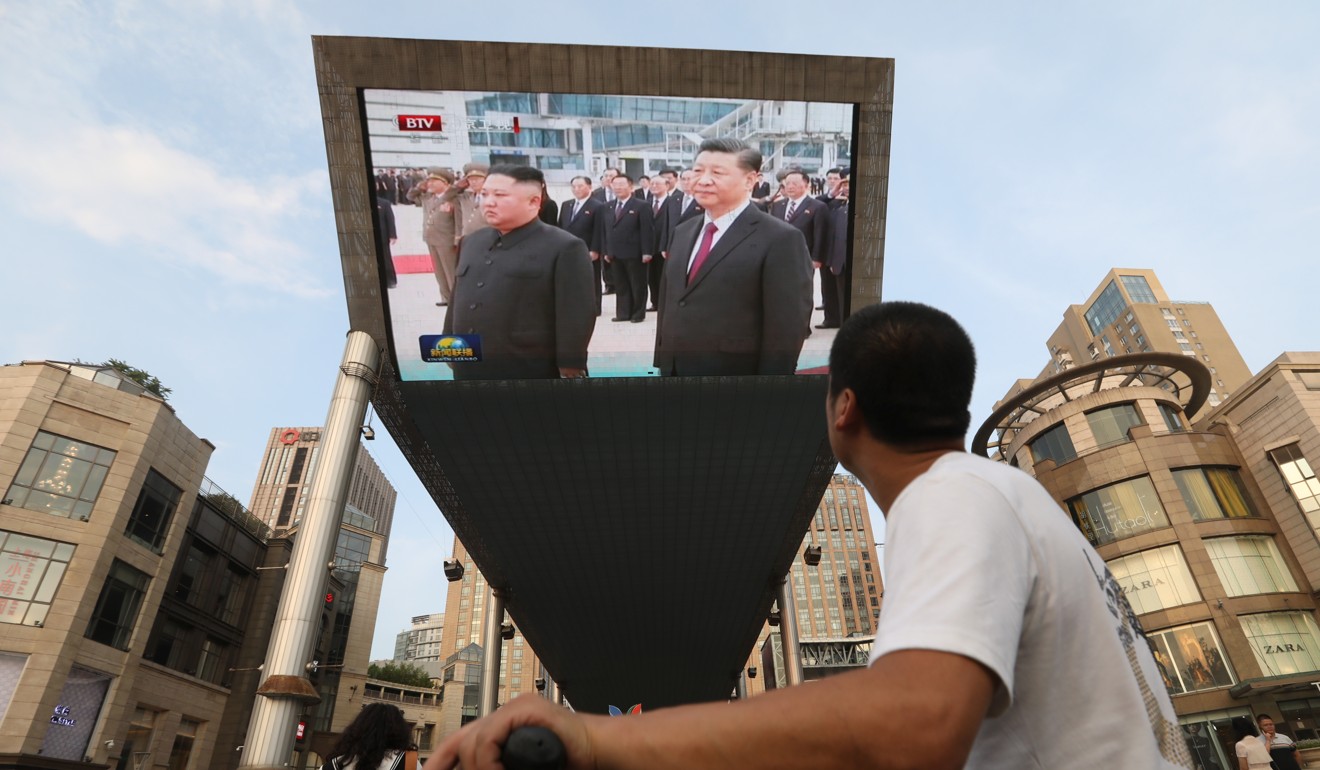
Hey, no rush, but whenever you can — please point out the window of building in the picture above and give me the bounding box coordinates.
[1085,281,1126,334]
[1158,404,1186,433]
[120,707,158,770]
[1205,536,1299,597]
[1148,622,1234,695]
[1179,342,1193,351]
[1136,334,1147,348]
[1086,403,1144,447]
[335,529,372,568]
[1168,319,1180,328]
[1173,467,1257,521]
[1240,612,1320,677]
[1270,444,1320,526]
[5,431,116,520]
[1125,311,1135,323]
[1173,330,1186,340]
[167,719,200,770]
[86,560,150,651]
[148,618,191,669]
[198,639,225,683]
[1105,545,1201,614]
[1131,324,1141,337]
[1121,275,1158,303]
[1029,423,1077,466]
[125,469,183,553]
[1066,476,1168,546]
[0,530,75,626]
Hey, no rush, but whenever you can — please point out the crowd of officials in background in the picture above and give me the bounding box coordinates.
[374,139,853,379]
[377,161,852,328]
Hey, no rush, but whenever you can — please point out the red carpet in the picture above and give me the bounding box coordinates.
[393,254,432,274]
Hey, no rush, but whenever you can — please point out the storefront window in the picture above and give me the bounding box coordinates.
[1066,476,1168,546]
[1239,612,1320,677]
[1180,708,1252,770]
[1204,536,1299,597]
[1086,403,1144,447]
[0,530,76,626]
[1148,622,1235,695]
[1106,545,1201,615]
[39,665,112,761]
[1174,467,1258,521]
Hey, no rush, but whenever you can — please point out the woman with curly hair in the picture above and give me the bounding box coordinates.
[322,703,419,770]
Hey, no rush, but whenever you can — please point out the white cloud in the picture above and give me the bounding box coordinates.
[0,0,331,298]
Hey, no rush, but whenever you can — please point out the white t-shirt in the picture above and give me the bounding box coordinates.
[869,452,1194,769]
[1236,735,1273,768]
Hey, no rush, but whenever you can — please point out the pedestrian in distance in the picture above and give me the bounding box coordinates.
[322,703,420,770]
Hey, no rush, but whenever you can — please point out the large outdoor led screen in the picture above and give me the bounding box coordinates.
[366,89,857,380]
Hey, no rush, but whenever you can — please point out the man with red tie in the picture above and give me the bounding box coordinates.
[653,138,813,376]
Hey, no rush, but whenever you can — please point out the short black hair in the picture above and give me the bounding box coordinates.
[659,167,679,179]
[697,138,762,173]
[827,167,843,176]
[782,168,810,184]
[489,164,544,186]
[828,302,976,446]
[570,175,593,186]
[1231,716,1258,741]
[638,175,650,182]
[612,172,634,185]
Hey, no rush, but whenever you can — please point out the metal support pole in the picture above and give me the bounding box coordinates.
[735,672,748,700]
[479,588,507,716]
[776,578,804,686]
[239,331,379,769]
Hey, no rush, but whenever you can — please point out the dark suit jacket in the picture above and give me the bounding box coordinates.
[824,198,849,275]
[590,187,611,203]
[654,205,812,376]
[602,196,654,260]
[664,192,704,253]
[770,196,829,262]
[648,195,672,254]
[539,195,559,226]
[559,197,603,252]
[443,219,596,379]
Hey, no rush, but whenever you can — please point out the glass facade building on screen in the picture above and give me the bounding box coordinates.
[365,89,857,381]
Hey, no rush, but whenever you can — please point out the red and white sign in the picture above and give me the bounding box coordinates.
[397,115,443,132]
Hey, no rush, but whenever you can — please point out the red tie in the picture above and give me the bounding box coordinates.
[687,223,718,285]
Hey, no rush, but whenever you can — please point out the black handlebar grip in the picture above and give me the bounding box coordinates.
[501,726,566,770]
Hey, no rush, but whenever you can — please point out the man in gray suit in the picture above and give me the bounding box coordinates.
[443,165,596,380]
[654,138,813,376]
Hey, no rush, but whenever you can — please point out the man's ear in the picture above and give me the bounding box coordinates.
[833,388,863,432]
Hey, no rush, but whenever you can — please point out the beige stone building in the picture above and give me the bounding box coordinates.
[977,334,1320,768]
[1040,268,1252,407]
[244,428,397,767]
[754,474,884,693]
[0,361,219,769]
[436,538,547,713]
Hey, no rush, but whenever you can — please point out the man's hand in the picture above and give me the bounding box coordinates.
[425,694,598,770]
[559,368,587,379]
[661,251,668,260]
[642,254,652,264]
[603,255,613,263]
[589,251,600,262]
[812,261,822,270]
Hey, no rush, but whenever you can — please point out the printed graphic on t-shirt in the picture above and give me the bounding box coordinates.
[1086,549,1195,768]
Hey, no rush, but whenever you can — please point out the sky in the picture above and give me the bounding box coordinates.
[1,1,1316,662]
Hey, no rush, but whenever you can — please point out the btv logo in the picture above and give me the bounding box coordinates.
[397,114,443,131]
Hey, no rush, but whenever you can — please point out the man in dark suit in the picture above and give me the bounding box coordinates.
[559,175,605,314]
[663,169,705,249]
[443,165,596,380]
[601,173,654,323]
[590,168,620,203]
[823,172,851,324]
[654,138,813,376]
[645,174,673,311]
[589,167,621,295]
[771,168,836,329]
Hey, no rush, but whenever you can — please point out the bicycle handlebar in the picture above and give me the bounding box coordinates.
[500,726,566,770]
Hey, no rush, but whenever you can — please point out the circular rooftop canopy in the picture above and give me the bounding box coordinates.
[972,352,1212,462]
